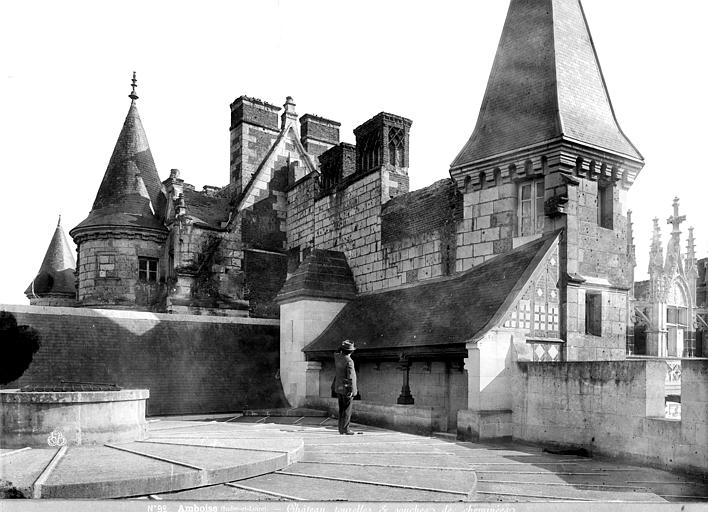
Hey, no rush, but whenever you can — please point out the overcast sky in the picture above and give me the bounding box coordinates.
[1,0,707,305]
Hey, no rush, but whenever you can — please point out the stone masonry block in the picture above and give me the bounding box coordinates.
[476,216,491,230]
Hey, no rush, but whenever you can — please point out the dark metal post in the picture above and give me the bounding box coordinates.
[397,355,414,405]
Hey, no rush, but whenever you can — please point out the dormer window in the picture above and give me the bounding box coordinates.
[518,179,545,236]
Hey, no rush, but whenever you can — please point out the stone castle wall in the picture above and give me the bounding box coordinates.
[313,171,385,293]
[286,176,316,265]
[382,230,452,286]
[457,182,517,272]
[0,305,285,415]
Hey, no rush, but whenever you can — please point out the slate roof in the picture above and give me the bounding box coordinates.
[72,100,166,234]
[183,189,231,229]
[276,250,357,303]
[25,218,76,297]
[381,179,462,244]
[304,232,560,359]
[451,0,642,169]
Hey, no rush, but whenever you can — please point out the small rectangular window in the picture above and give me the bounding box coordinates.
[598,183,613,229]
[138,257,159,282]
[519,179,545,236]
[585,291,602,336]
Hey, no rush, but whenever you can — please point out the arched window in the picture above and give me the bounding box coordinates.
[493,168,501,187]
[478,171,486,190]
[388,127,404,167]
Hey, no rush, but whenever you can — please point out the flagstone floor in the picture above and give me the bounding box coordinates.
[153,414,708,503]
[2,411,706,503]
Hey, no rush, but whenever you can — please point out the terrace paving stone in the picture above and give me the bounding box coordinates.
[2,413,706,503]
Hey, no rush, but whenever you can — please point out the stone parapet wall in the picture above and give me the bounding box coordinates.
[513,360,708,476]
[0,304,285,416]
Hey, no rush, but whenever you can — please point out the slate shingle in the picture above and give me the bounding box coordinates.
[25,219,76,297]
[277,250,357,303]
[72,101,166,234]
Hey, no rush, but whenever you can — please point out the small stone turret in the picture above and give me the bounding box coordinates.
[70,74,168,310]
[25,216,77,306]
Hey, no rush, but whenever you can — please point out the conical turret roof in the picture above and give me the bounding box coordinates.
[72,93,166,234]
[25,217,76,298]
[451,0,642,169]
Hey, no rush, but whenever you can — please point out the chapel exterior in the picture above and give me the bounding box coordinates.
[632,199,705,358]
[26,0,659,436]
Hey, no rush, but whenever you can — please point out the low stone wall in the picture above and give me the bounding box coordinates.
[513,360,708,476]
[1,304,286,416]
[307,397,446,435]
[457,409,512,441]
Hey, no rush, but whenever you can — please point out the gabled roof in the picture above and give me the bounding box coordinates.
[451,0,642,169]
[25,218,76,298]
[381,179,462,244]
[304,232,560,359]
[276,250,357,304]
[72,100,166,234]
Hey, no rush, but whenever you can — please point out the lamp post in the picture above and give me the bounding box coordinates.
[397,354,414,405]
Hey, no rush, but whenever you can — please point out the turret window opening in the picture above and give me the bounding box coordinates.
[518,179,545,236]
[388,127,404,166]
[138,257,159,282]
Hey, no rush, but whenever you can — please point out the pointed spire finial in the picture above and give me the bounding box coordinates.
[57,214,62,228]
[667,196,685,236]
[129,71,139,102]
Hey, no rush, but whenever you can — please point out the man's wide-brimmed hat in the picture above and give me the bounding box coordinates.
[340,340,356,352]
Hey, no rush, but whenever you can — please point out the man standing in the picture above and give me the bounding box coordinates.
[333,340,358,435]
